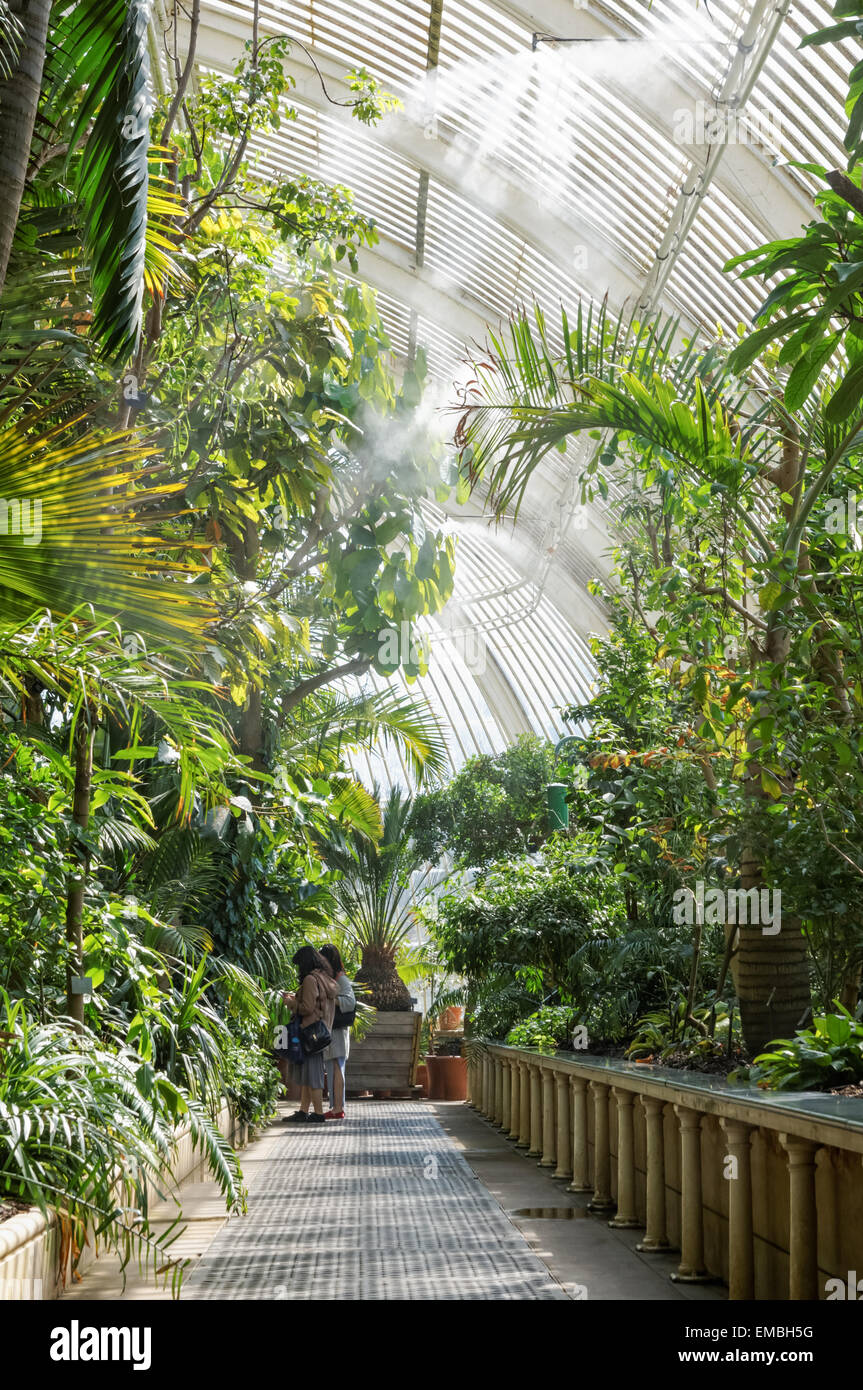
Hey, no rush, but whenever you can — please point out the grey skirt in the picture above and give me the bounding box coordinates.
[293,1051,325,1089]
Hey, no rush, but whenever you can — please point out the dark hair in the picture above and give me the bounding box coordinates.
[320,943,345,976]
[292,945,331,981]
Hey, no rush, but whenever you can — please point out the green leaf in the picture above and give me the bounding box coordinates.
[783,333,840,410]
[758,581,783,611]
[824,354,863,423]
[800,19,863,48]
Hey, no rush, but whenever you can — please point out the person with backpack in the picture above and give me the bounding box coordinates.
[281,946,339,1124]
[319,943,356,1121]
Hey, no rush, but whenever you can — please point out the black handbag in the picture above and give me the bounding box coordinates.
[299,1017,331,1055]
[298,972,332,1055]
[333,1003,357,1029]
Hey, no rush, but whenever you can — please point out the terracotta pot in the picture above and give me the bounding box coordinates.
[435,1006,464,1033]
[424,1054,468,1101]
[415,1063,430,1098]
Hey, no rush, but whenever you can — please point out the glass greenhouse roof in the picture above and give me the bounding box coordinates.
[165,0,845,774]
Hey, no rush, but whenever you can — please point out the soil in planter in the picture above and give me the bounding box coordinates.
[546,1040,747,1076]
[828,1083,863,1096]
[653,1048,746,1076]
[0,1196,31,1224]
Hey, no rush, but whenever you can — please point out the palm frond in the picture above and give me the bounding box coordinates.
[0,0,24,79]
[52,0,154,362]
[0,412,216,643]
[286,685,447,786]
[327,775,383,840]
[456,301,752,523]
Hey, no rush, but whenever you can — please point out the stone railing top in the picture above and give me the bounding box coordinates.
[475,1042,863,1140]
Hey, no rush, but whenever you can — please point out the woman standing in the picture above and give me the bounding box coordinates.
[282,946,338,1123]
[320,943,356,1121]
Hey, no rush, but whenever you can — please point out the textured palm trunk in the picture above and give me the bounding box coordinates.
[0,0,52,296]
[356,944,412,1011]
[65,718,95,1028]
[734,431,814,1056]
[736,608,811,1055]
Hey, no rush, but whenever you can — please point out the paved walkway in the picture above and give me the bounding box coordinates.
[183,1101,570,1300]
[63,1099,725,1301]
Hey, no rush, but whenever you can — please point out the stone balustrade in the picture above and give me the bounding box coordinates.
[466,1044,863,1301]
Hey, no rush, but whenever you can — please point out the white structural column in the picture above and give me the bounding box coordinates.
[528,1064,543,1159]
[720,1118,755,1300]
[671,1105,711,1283]
[539,1067,556,1168]
[567,1077,592,1193]
[508,1060,521,1141]
[609,1087,641,1229]
[816,1148,839,1285]
[638,0,795,312]
[588,1082,615,1213]
[553,1073,572,1180]
[780,1134,820,1301]
[637,1096,671,1252]
[518,1061,531,1149]
[493,1056,504,1127]
[501,1057,512,1134]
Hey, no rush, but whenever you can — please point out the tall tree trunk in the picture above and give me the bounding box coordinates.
[737,615,811,1054]
[839,959,861,1014]
[65,716,95,1028]
[228,514,266,772]
[736,428,811,1055]
[0,0,52,297]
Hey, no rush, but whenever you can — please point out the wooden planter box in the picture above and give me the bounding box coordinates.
[347,1010,422,1095]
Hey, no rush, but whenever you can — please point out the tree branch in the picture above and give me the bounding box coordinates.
[279,656,372,719]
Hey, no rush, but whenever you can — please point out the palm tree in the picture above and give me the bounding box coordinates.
[0,0,51,294]
[0,0,156,361]
[455,299,831,1055]
[322,785,439,1010]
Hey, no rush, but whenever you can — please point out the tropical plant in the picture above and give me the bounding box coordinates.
[0,413,216,638]
[220,1032,281,1130]
[743,1006,863,1091]
[505,1005,576,1054]
[453,282,863,1054]
[0,0,52,293]
[626,999,736,1064]
[0,992,244,1291]
[0,0,462,1279]
[320,786,439,1010]
[432,838,665,1043]
[408,733,556,868]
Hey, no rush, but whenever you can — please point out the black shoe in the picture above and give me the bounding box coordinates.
[306,1112,326,1123]
[285,1110,309,1123]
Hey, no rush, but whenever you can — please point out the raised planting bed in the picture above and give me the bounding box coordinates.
[470,1043,863,1301]
[0,1103,245,1301]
